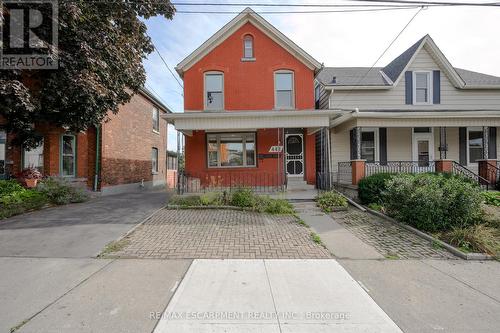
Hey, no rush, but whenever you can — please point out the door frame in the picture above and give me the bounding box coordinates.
[412,128,434,164]
[285,133,304,177]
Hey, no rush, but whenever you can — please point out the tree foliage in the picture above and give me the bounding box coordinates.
[0,0,175,148]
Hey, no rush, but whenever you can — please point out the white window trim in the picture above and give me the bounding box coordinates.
[207,132,257,168]
[152,107,160,134]
[152,147,159,174]
[274,70,295,110]
[361,128,379,162]
[204,71,224,111]
[467,126,483,167]
[412,71,433,105]
[61,134,76,178]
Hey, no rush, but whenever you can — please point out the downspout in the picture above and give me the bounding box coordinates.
[93,125,101,192]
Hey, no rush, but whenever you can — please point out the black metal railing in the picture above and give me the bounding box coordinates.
[177,171,285,194]
[451,161,492,189]
[365,161,435,176]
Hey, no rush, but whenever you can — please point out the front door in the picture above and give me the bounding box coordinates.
[412,129,434,168]
[285,134,304,177]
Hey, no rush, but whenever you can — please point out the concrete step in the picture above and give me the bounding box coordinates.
[287,178,315,191]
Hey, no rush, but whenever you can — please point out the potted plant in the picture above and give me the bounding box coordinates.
[17,167,43,188]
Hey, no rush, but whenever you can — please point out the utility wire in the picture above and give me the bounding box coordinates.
[175,6,420,13]
[149,39,184,91]
[336,6,425,105]
[344,0,500,7]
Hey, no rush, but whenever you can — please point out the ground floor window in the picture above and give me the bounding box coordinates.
[167,154,177,170]
[207,133,256,168]
[61,135,76,177]
[468,127,483,164]
[152,148,159,173]
[23,140,44,172]
[360,128,377,163]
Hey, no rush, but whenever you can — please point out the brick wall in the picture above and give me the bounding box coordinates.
[100,93,167,188]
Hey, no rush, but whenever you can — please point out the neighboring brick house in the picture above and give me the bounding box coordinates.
[0,88,171,195]
[166,8,334,191]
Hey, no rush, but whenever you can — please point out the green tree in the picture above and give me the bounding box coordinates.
[0,0,175,148]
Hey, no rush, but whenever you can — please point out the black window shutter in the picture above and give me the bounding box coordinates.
[489,127,497,159]
[433,70,441,104]
[405,71,413,105]
[379,128,387,165]
[349,129,356,160]
[459,127,467,165]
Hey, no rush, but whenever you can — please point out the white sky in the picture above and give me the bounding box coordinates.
[143,1,500,150]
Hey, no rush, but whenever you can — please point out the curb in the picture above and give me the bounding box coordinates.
[165,205,255,212]
[365,208,494,261]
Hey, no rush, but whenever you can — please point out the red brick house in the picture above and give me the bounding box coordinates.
[166,8,337,191]
[0,88,171,195]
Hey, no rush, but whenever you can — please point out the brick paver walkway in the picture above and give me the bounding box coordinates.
[331,209,456,259]
[111,209,332,259]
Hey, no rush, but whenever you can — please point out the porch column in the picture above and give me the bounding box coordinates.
[438,127,448,159]
[478,159,497,185]
[483,126,490,159]
[351,159,366,185]
[435,159,453,173]
[354,127,362,160]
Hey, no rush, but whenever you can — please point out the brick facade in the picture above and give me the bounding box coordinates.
[1,90,169,193]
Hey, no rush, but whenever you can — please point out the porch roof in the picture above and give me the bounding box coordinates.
[163,110,345,135]
[331,110,500,132]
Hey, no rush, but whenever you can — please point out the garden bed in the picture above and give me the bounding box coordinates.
[0,178,90,220]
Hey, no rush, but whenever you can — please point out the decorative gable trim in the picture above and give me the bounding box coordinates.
[175,7,322,77]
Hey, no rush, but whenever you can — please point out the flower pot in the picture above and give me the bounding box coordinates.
[25,178,38,188]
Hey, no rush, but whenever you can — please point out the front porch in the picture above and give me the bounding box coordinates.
[327,122,500,188]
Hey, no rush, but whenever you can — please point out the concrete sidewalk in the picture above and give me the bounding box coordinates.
[1,258,190,333]
[154,259,402,332]
[293,202,384,259]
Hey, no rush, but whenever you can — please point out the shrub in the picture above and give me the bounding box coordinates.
[358,173,394,205]
[261,198,294,214]
[316,191,348,212]
[36,178,89,205]
[482,191,500,207]
[230,188,255,208]
[384,173,483,232]
[0,180,24,198]
[0,190,48,219]
[169,195,202,206]
[199,192,226,206]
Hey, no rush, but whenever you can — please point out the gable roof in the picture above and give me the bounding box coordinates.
[175,7,322,77]
[318,35,500,90]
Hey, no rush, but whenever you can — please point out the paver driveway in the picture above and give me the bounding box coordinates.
[331,209,456,259]
[110,209,332,259]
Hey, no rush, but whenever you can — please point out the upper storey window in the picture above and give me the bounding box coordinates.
[274,71,294,109]
[205,72,224,110]
[243,35,254,59]
[413,71,432,104]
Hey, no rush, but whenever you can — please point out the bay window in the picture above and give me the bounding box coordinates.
[207,133,256,168]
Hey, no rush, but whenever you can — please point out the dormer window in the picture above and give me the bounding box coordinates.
[242,35,254,60]
[413,71,432,104]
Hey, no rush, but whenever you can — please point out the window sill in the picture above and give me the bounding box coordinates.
[152,171,159,175]
[152,129,160,135]
[241,57,256,62]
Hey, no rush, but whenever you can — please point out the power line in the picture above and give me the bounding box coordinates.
[149,39,184,91]
[171,1,429,7]
[336,6,425,104]
[175,6,421,14]
[344,0,500,7]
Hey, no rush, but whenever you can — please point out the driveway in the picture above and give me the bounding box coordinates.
[0,191,169,258]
